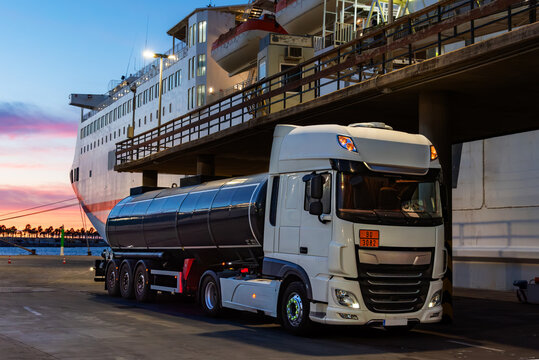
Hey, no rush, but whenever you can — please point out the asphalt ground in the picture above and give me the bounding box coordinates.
[0,256,538,360]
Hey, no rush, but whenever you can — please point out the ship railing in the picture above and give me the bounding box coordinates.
[82,42,187,122]
[115,0,538,166]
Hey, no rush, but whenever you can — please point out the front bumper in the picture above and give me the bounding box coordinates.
[310,277,443,325]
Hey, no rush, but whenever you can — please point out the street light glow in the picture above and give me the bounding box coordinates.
[143,50,156,59]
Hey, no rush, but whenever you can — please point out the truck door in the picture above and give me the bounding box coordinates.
[299,172,332,257]
[277,174,302,254]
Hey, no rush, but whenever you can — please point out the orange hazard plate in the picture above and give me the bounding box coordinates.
[359,230,379,248]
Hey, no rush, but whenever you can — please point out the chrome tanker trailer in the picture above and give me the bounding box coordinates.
[96,123,447,334]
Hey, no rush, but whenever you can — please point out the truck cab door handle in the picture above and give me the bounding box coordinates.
[300,247,308,254]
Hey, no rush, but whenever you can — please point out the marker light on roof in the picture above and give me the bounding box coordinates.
[430,145,438,161]
[337,135,357,152]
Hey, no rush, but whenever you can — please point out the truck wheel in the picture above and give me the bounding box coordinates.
[106,262,120,297]
[134,263,154,302]
[280,281,313,335]
[119,261,135,299]
[200,275,221,317]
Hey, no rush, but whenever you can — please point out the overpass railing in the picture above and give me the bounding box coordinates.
[116,0,538,167]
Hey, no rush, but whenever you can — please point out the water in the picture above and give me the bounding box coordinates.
[0,246,110,256]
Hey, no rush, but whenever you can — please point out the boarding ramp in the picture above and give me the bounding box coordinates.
[114,0,539,176]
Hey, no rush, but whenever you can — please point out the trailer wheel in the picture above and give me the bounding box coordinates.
[134,263,154,303]
[200,275,221,317]
[119,261,135,299]
[280,281,313,335]
[106,262,120,297]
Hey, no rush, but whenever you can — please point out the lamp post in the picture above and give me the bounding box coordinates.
[143,51,176,127]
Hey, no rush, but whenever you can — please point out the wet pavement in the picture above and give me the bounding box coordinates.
[0,256,538,359]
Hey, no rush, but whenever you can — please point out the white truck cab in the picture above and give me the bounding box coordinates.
[218,123,446,333]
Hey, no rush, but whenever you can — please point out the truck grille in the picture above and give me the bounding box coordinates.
[358,255,432,313]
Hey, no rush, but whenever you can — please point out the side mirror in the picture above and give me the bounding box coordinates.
[309,202,323,216]
[310,174,323,200]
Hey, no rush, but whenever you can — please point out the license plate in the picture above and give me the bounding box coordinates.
[360,230,379,248]
[383,318,408,326]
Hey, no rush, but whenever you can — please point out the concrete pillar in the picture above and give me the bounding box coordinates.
[197,155,215,176]
[418,91,453,323]
[142,170,158,187]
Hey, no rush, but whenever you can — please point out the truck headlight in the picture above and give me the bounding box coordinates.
[335,289,360,309]
[428,290,442,308]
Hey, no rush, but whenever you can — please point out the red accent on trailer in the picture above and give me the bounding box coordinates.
[183,258,195,280]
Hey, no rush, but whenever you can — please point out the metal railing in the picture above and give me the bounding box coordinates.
[82,42,188,122]
[116,0,538,167]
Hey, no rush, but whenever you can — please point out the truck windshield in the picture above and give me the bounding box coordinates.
[336,172,443,226]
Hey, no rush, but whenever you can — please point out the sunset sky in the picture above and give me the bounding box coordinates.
[0,0,244,230]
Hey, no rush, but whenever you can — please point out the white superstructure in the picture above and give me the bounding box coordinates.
[70,5,249,238]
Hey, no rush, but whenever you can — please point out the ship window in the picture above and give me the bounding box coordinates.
[163,78,167,94]
[123,127,125,135]
[198,21,206,43]
[127,99,131,113]
[89,170,92,178]
[187,88,192,110]
[188,58,191,80]
[154,83,158,96]
[189,24,196,47]
[144,116,147,125]
[191,57,196,78]
[150,112,152,122]
[175,70,182,86]
[197,54,206,76]
[149,87,153,100]
[168,75,173,90]
[169,103,172,113]
[197,85,206,106]
[137,94,142,108]
[138,119,141,127]
[259,58,266,80]
[162,106,165,116]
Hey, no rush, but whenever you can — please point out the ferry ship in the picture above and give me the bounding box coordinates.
[69,1,539,291]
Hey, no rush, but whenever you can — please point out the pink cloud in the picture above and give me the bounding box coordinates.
[0,185,76,214]
[0,163,48,169]
[0,102,76,138]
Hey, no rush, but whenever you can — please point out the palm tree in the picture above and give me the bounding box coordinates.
[9,226,17,238]
[24,224,32,238]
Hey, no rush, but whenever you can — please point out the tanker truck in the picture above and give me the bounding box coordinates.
[95,123,448,334]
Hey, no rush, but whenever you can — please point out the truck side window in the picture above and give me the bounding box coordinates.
[304,173,331,214]
[269,176,280,226]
